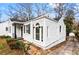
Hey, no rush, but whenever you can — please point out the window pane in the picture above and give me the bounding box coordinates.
[41,26,43,42]
[36,27,40,40]
[6,27,8,31]
[33,26,34,39]
[26,24,30,34]
[60,26,61,32]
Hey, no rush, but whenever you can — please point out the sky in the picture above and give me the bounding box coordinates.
[0,3,17,21]
[0,3,9,21]
[0,3,79,22]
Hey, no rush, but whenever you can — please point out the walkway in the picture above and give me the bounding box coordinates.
[48,39,79,55]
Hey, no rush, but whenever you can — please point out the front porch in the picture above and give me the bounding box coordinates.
[12,23,24,39]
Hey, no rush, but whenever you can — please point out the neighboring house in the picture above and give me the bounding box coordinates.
[0,14,66,49]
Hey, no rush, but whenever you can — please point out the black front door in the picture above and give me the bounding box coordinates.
[21,27,23,38]
[14,24,17,39]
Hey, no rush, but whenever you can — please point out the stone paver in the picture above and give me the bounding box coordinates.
[48,39,79,55]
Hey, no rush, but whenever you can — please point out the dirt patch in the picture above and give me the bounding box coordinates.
[24,41,67,55]
[0,38,25,55]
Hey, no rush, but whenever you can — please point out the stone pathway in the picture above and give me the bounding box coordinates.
[48,39,79,55]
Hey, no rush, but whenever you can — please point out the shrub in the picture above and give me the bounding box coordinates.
[4,36,11,38]
[0,35,11,39]
[6,38,14,43]
[75,31,79,41]
[0,44,5,49]
[15,40,25,49]
[8,40,25,50]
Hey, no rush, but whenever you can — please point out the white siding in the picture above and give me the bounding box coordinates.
[23,17,66,49]
[23,22,32,42]
[43,19,59,48]
[0,20,13,37]
[23,18,45,47]
[58,17,66,42]
[0,16,66,49]
[43,17,66,49]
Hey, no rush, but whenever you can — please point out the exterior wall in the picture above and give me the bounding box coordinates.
[0,20,28,38]
[23,18,45,48]
[0,20,13,37]
[58,17,66,42]
[15,25,21,38]
[43,17,66,49]
[43,19,59,49]
[23,17,66,49]
[0,16,66,49]
[23,22,32,41]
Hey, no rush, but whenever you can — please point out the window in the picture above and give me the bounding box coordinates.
[36,23,39,26]
[36,23,40,40]
[6,27,8,31]
[36,26,40,40]
[60,25,61,32]
[33,25,35,40]
[41,26,43,42]
[26,24,30,34]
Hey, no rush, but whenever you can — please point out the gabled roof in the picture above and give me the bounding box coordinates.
[0,13,63,24]
[10,13,62,23]
[30,13,62,22]
[10,18,26,22]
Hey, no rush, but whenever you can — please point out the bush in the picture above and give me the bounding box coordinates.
[0,44,5,49]
[0,35,11,39]
[75,31,79,40]
[6,38,14,43]
[8,40,25,50]
[15,40,25,49]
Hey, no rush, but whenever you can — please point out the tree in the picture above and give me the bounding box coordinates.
[5,3,33,21]
[5,4,19,18]
[74,21,79,39]
[53,3,65,18]
[53,3,76,36]
[18,3,34,20]
[64,9,75,36]
[34,3,49,17]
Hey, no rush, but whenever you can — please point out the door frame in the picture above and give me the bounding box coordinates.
[33,23,43,42]
[35,26,40,41]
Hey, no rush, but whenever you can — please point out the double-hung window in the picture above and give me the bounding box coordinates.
[26,24,30,34]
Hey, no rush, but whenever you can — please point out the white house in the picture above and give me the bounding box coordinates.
[0,14,66,49]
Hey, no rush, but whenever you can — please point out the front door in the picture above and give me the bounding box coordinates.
[21,27,23,38]
[14,24,17,39]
